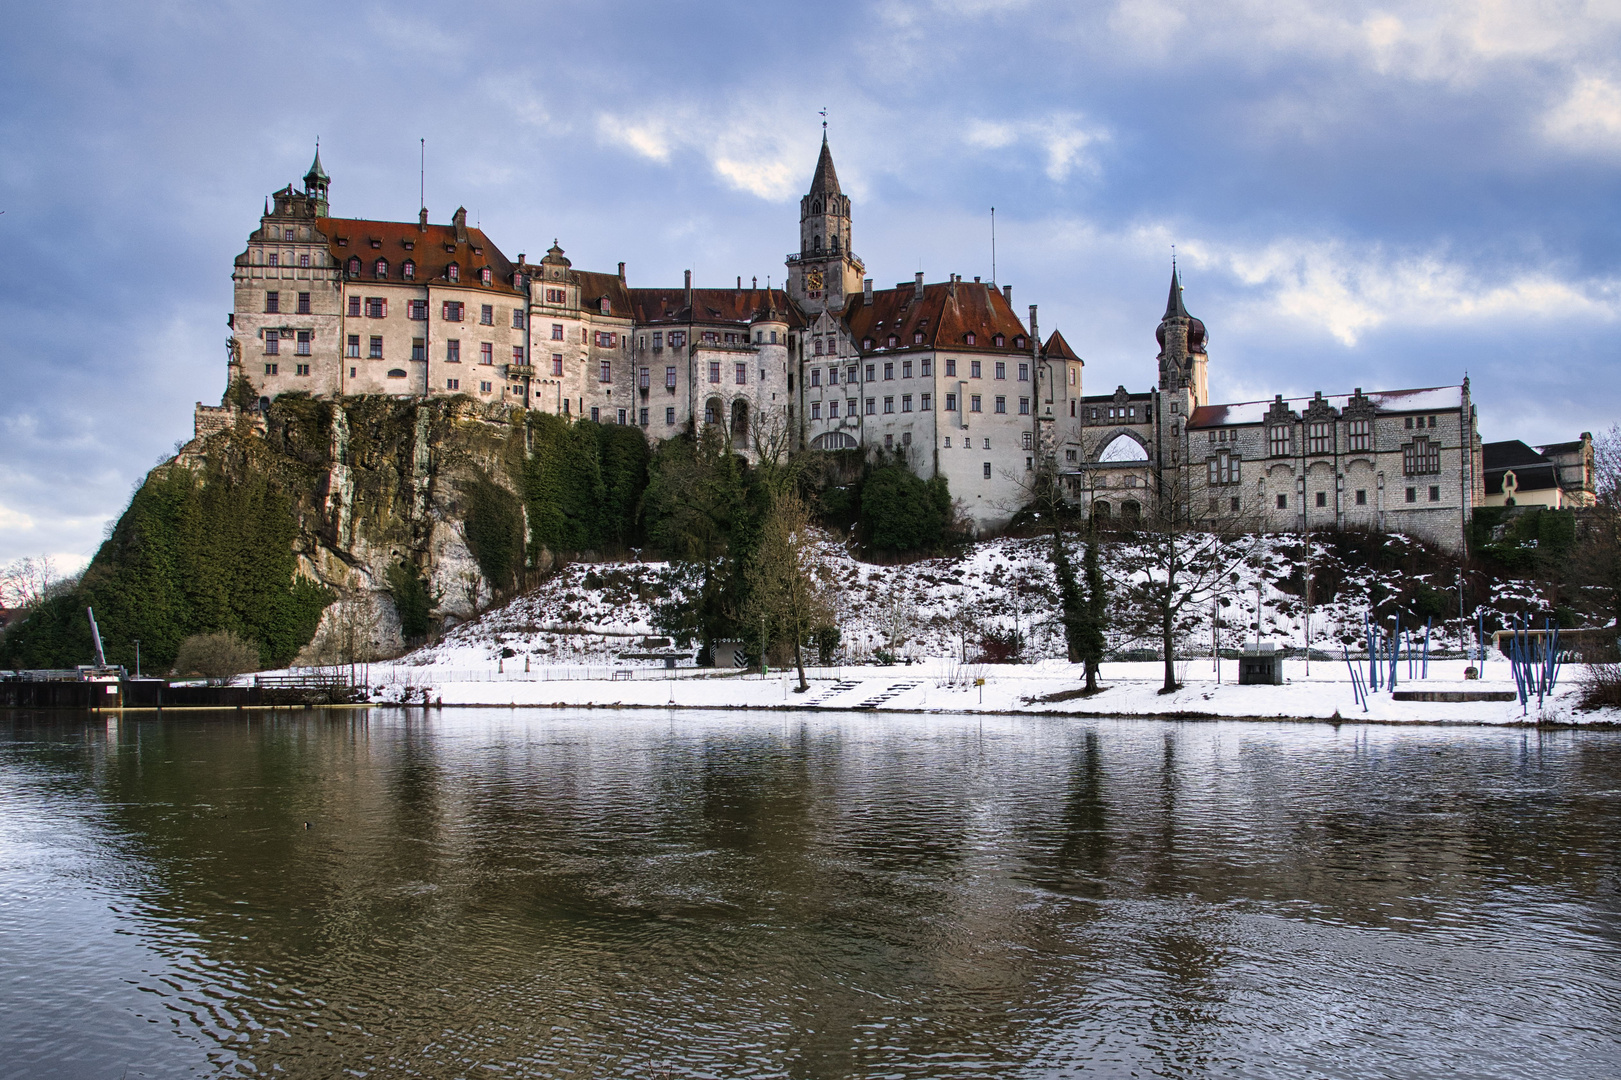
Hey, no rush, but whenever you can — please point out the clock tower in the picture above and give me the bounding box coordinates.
[787,134,864,317]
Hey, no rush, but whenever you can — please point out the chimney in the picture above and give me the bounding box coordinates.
[452,206,468,244]
[618,262,626,281]
[517,253,525,264]
[684,269,692,309]
[863,277,873,304]
[1003,284,1012,304]
[1029,305,1039,357]
[973,275,980,283]
[914,271,924,300]
[737,275,742,289]
[752,276,758,289]
[949,273,957,300]
[418,207,428,233]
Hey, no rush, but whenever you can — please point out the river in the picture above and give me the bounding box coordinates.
[1,709,1618,1078]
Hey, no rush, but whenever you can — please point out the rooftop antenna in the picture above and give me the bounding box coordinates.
[990,206,997,285]
[419,138,425,212]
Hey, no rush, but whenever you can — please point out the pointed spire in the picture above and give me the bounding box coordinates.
[1163,264,1189,320]
[808,136,841,196]
[304,143,328,184]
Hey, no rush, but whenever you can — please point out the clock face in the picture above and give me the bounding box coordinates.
[806,269,824,291]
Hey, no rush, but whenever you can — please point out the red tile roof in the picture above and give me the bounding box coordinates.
[628,288,802,328]
[845,279,1031,354]
[1043,329,1082,362]
[319,216,521,295]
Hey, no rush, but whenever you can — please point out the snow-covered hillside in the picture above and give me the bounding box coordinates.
[396,531,1560,672]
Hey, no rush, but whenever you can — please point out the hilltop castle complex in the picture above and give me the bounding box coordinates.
[216,141,1486,551]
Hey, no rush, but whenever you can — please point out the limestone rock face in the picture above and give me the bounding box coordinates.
[178,394,527,661]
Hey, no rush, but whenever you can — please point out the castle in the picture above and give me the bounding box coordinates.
[217,140,1484,551]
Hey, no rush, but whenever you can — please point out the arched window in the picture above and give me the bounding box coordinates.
[347,257,361,276]
[402,260,415,280]
[813,236,822,251]
[812,197,823,215]
[387,368,407,379]
[374,259,388,278]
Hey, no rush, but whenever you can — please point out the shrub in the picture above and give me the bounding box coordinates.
[975,627,1025,664]
[387,561,434,642]
[172,630,260,683]
[1576,663,1621,711]
[860,465,952,553]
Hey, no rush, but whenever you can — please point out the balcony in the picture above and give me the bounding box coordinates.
[506,364,535,378]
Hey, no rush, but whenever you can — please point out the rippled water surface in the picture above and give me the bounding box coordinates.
[2,710,1619,1079]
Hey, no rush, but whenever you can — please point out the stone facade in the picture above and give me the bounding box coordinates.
[217,144,1484,549]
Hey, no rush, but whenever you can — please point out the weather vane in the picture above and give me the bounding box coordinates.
[820,107,827,134]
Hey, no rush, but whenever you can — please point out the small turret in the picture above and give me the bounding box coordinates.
[302,145,329,216]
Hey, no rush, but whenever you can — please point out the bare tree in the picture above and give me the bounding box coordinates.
[0,555,60,610]
[1572,424,1621,640]
[1111,464,1267,692]
[172,630,260,684]
[743,490,834,692]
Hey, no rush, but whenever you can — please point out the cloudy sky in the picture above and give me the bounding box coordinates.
[3,0,1620,569]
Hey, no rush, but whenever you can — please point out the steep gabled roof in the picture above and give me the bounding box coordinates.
[1043,329,1081,362]
[314,216,520,295]
[573,270,633,318]
[844,279,1031,354]
[628,287,802,328]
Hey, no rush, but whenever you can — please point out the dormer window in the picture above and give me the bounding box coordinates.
[346,257,360,276]
[374,259,388,278]
[448,264,460,282]
[888,334,898,348]
[862,337,874,350]
[914,331,924,344]
[965,332,977,345]
[370,239,381,249]
[473,246,484,256]
[1015,336,1025,349]
[599,297,609,314]
[336,237,348,246]
[402,241,414,251]
[480,267,492,286]
[402,260,415,280]
[994,334,1005,347]
[444,244,457,253]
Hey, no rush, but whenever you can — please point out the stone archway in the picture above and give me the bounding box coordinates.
[704,396,724,427]
[730,399,749,447]
[1097,431,1150,462]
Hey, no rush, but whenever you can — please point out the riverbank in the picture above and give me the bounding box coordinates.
[358,657,1618,726]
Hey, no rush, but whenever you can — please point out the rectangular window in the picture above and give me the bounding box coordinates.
[408,300,428,320]
[1276,494,1288,509]
[1018,363,1029,381]
[883,396,894,414]
[1315,491,1327,507]
[265,291,279,314]
[299,253,310,268]
[294,363,310,376]
[901,394,912,412]
[264,363,277,375]
[669,332,685,348]
[921,358,932,377]
[884,434,894,450]
[1270,426,1290,457]
[348,295,362,318]
[475,342,488,364]
[480,304,493,325]
[994,396,1006,414]
[639,367,650,390]
[970,394,982,413]
[446,378,460,391]
[551,323,564,340]
[295,330,311,355]
[666,407,676,425]
[480,381,492,394]
[1022,432,1032,450]
[1405,486,1417,503]
[702,331,718,344]
[297,292,310,314]
[847,398,857,416]
[970,360,982,379]
[666,366,677,389]
[735,362,747,385]
[1018,397,1029,415]
[446,340,460,363]
[828,400,839,418]
[600,360,612,382]
[983,462,992,479]
[1403,438,1441,475]
[811,401,822,420]
[709,362,721,384]
[902,360,913,378]
[995,361,1006,380]
[1355,489,1367,505]
[945,358,956,377]
[346,334,360,358]
[1308,421,1331,455]
[639,408,649,427]
[546,288,565,304]
[866,363,876,382]
[442,302,463,321]
[811,368,822,387]
[921,392,932,411]
[865,398,876,415]
[264,330,279,354]
[1405,416,1414,429]
[512,309,525,329]
[512,346,524,365]
[1349,418,1371,452]
[553,354,564,376]
[591,406,600,422]
[1429,485,1441,502]
[945,392,957,411]
[369,336,383,359]
[884,363,894,380]
[618,409,627,425]
[365,297,385,318]
[846,366,857,384]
